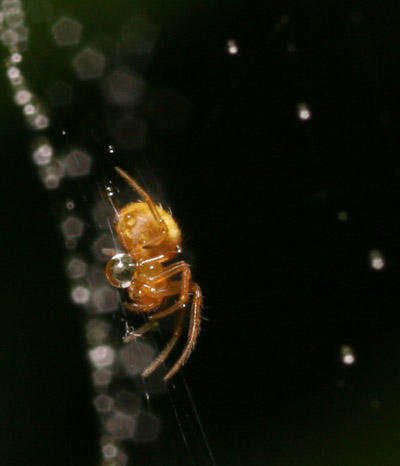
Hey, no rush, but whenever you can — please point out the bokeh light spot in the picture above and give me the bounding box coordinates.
[89,345,116,368]
[71,285,90,304]
[52,16,82,46]
[103,69,146,107]
[297,102,311,120]
[227,39,238,55]
[73,47,105,80]
[66,257,87,278]
[65,149,92,177]
[340,345,356,365]
[369,249,385,270]
[61,216,85,238]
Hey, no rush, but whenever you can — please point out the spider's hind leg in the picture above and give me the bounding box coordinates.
[141,309,186,378]
[164,283,202,380]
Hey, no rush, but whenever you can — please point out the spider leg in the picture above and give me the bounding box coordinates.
[122,273,185,315]
[122,281,182,339]
[115,167,166,226]
[123,320,158,342]
[141,309,186,378]
[121,262,202,380]
[147,262,191,320]
[164,283,202,380]
[148,261,190,284]
[123,282,188,377]
[124,300,161,312]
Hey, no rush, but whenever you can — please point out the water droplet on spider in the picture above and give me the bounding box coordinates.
[107,253,136,288]
[107,144,115,154]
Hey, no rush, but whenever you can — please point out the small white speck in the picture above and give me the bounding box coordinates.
[227,39,238,55]
[340,345,356,365]
[369,249,385,270]
[297,102,311,120]
[337,210,349,222]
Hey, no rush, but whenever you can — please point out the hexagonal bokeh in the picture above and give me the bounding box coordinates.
[2,28,19,47]
[89,345,116,368]
[87,265,109,288]
[102,443,118,459]
[119,340,156,376]
[61,216,84,238]
[73,47,105,80]
[39,160,65,190]
[15,89,32,105]
[71,285,90,304]
[32,142,53,166]
[92,367,112,386]
[92,201,115,230]
[92,286,119,313]
[52,17,82,46]
[86,319,111,345]
[3,1,22,16]
[133,411,160,443]
[120,16,158,67]
[102,69,146,107]
[5,11,25,29]
[94,394,113,412]
[31,113,50,130]
[114,390,141,416]
[64,149,92,177]
[66,257,87,278]
[106,412,136,440]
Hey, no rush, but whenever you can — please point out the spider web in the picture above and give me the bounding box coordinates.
[0,1,225,465]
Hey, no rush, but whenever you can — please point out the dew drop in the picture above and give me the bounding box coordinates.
[106,253,136,288]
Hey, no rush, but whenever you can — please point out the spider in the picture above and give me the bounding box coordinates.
[104,167,202,380]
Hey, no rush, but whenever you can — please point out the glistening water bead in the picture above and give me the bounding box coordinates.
[106,253,136,288]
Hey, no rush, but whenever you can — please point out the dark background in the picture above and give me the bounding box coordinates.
[2,1,400,465]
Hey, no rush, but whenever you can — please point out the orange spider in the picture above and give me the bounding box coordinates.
[105,167,202,380]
